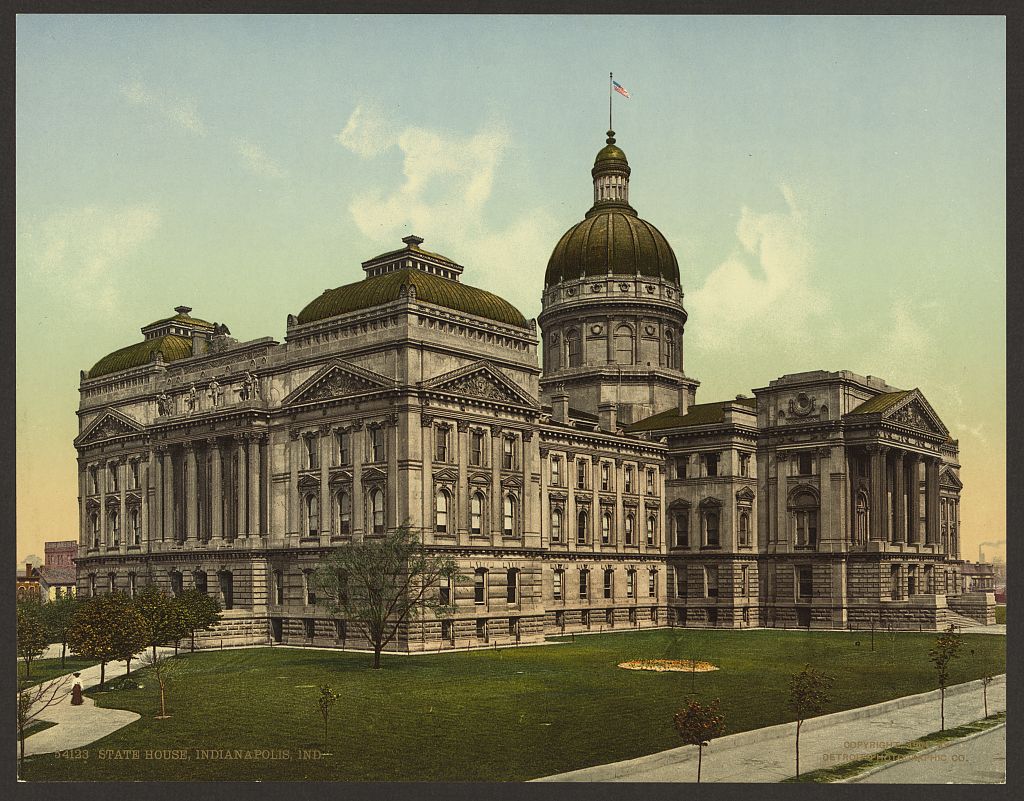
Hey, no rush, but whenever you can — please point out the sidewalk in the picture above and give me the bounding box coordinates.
[535,674,1006,782]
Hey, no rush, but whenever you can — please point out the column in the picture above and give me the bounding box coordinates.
[387,418,399,530]
[118,458,128,551]
[491,428,502,543]
[869,446,886,541]
[162,448,174,543]
[591,456,600,545]
[522,430,533,540]
[99,461,108,552]
[288,431,300,536]
[251,433,263,537]
[78,463,88,550]
[925,457,940,545]
[892,449,905,543]
[539,447,549,548]
[906,454,921,544]
[613,458,623,548]
[235,434,248,538]
[140,457,150,549]
[421,415,434,538]
[209,439,223,541]
[185,444,198,544]
[352,424,364,537]
[566,451,576,551]
[457,421,469,540]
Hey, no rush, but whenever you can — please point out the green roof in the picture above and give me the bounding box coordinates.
[143,311,214,331]
[296,269,529,328]
[848,390,911,416]
[627,397,757,432]
[89,335,193,378]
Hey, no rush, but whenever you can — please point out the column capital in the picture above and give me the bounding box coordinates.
[865,443,887,455]
[539,447,550,459]
[206,437,220,447]
[456,419,469,433]
[522,429,534,442]
[318,423,331,436]
[420,413,434,428]
[234,432,249,444]
[288,429,301,441]
[182,441,195,453]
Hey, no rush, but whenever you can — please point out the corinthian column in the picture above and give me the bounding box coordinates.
[209,439,222,542]
[906,454,921,544]
[926,456,941,545]
[235,434,248,539]
[250,433,264,537]
[868,445,886,541]
[892,449,905,543]
[185,444,198,544]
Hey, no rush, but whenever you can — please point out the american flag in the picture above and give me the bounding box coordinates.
[612,81,631,99]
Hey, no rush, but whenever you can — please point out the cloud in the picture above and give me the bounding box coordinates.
[120,80,206,135]
[235,138,288,178]
[18,206,161,312]
[336,103,399,158]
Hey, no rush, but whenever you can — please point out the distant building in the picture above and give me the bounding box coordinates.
[40,540,78,599]
[16,563,42,602]
[960,561,996,593]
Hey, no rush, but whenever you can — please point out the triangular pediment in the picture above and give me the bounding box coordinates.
[329,469,354,485]
[297,474,320,490]
[884,391,949,437]
[283,361,393,407]
[736,487,755,503]
[939,468,963,491]
[421,361,537,407]
[501,475,524,489]
[361,466,387,482]
[76,409,145,446]
[433,467,460,482]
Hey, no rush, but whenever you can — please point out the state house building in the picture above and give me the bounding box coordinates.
[72,131,993,649]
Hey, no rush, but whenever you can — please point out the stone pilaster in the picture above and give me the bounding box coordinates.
[892,449,905,543]
[185,444,198,544]
[209,438,223,543]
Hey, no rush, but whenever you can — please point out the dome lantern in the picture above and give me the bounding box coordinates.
[591,130,631,207]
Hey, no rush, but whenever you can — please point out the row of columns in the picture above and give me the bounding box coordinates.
[81,456,149,552]
[864,445,942,545]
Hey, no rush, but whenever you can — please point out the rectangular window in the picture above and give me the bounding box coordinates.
[335,620,347,642]
[305,436,319,470]
[627,571,636,598]
[337,430,351,466]
[476,619,487,640]
[553,569,563,600]
[551,457,562,487]
[741,565,750,596]
[703,454,719,478]
[798,566,813,600]
[646,469,655,495]
[648,571,656,598]
[371,427,385,462]
[675,458,687,480]
[675,513,689,547]
[908,566,918,596]
[439,578,451,606]
[130,461,139,490]
[579,570,589,599]
[601,463,610,491]
[109,464,119,493]
[676,568,687,598]
[739,453,750,477]
[576,460,586,489]
[798,453,813,476]
[441,620,452,642]
[502,437,515,470]
[474,572,486,605]
[303,619,315,639]
[891,565,901,600]
[89,466,98,495]
[646,516,656,546]
[434,427,449,463]
[705,566,719,598]
[604,570,613,599]
[624,467,634,494]
[470,431,484,466]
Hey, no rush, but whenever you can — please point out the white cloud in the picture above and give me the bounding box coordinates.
[120,80,206,135]
[18,206,161,312]
[336,103,399,158]
[235,138,288,178]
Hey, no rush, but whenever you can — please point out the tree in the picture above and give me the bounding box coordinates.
[135,586,182,661]
[41,594,80,669]
[673,698,726,783]
[140,650,189,719]
[788,664,834,778]
[110,594,149,675]
[17,675,71,775]
[929,624,963,731]
[317,685,339,744]
[315,525,459,669]
[17,599,49,681]
[981,674,993,718]
[68,593,147,686]
[175,589,222,652]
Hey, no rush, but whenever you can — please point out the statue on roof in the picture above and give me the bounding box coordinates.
[185,383,198,414]
[207,380,223,408]
[156,391,173,416]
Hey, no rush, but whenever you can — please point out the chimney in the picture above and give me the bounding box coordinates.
[598,401,617,433]
[552,388,570,424]
[678,384,690,416]
[25,562,32,578]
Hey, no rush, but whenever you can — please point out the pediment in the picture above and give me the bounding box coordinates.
[736,487,755,503]
[433,467,460,482]
[501,475,524,489]
[297,474,320,490]
[421,361,537,407]
[884,391,949,437]
[76,409,145,446]
[468,472,491,485]
[283,361,393,407]
[329,469,354,485]
[361,466,387,482]
[940,468,963,491]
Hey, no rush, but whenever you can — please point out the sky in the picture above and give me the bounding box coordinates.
[15,15,1005,566]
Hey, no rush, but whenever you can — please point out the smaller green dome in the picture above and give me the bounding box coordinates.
[89,335,193,378]
[594,130,628,167]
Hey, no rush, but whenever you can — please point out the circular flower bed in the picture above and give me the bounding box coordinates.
[617,659,720,673]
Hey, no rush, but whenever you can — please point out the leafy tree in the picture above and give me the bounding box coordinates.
[981,674,994,718]
[135,585,182,661]
[315,525,459,669]
[673,698,726,783]
[175,588,222,652]
[110,594,149,675]
[788,664,834,778]
[17,675,71,775]
[929,624,963,730]
[317,685,340,744]
[68,593,147,686]
[17,599,49,680]
[41,594,81,668]
[140,650,189,719]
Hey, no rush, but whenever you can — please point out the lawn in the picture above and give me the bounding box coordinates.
[21,628,1005,782]
[995,605,1006,625]
[18,657,98,691]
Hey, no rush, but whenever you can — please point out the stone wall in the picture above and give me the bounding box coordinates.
[947,592,996,625]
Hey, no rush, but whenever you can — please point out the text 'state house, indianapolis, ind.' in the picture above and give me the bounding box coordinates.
[71,130,991,650]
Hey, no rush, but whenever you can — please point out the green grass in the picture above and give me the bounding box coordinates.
[995,605,1006,624]
[784,712,1006,783]
[20,629,1005,782]
[18,657,98,691]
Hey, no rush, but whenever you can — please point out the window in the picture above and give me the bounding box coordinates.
[606,608,615,626]
[503,494,518,536]
[579,569,589,599]
[566,329,581,367]
[509,618,519,639]
[471,492,484,535]
[855,491,869,544]
[792,491,819,547]
[702,508,720,547]
[705,566,719,598]
[89,512,99,548]
[169,571,183,597]
[476,619,487,641]
[502,437,515,470]
[741,565,750,596]
[627,570,636,598]
[646,514,656,546]
[219,571,234,609]
[551,457,562,487]
[506,569,519,604]
[129,508,140,545]
[553,569,563,600]
[304,570,316,605]
[674,511,689,548]
[89,574,97,597]
[666,335,676,369]
[624,466,634,493]
[303,619,315,638]
[89,466,98,495]
[675,458,687,480]
[576,460,587,489]
[890,564,901,600]
[676,568,687,598]
[440,619,452,642]
[273,570,283,604]
[108,573,116,593]
[109,509,120,545]
[738,512,750,546]
[439,576,451,606]
[604,569,614,599]
[601,512,612,544]
[797,453,813,476]
[435,489,451,533]
[434,426,450,462]
[739,453,750,477]
[550,507,562,542]
[337,430,351,466]
[337,492,351,535]
[614,325,634,365]
[576,509,588,544]
[646,469,656,495]
[908,565,918,596]
[336,620,348,642]
[305,494,319,537]
[797,566,813,600]
[703,453,719,477]
[130,461,140,490]
[470,430,484,466]
[305,435,319,470]
[371,489,385,535]
[648,570,657,598]
[601,463,610,491]
[108,464,119,493]
[370,427,385,462]
[625,513,635,545]
[128,573,136,598]
[474,569,487,605]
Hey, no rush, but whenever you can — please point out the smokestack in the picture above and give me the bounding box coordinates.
[598,401,617,433]
[552,389,570,424]
[678,384,690,416]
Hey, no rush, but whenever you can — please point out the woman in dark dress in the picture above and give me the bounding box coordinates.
[70,672,83,705]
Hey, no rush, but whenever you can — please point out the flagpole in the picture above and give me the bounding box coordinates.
[609,72,613,131]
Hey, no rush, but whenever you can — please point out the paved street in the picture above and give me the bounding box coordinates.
[854,724,1005,784]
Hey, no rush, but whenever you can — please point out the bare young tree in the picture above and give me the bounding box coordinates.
[17,675,72,775]
[317,685,339,745]
[981,674,994,718]
[140,650,188,719]
[673,698,726,783]
[788,664,834,778]
[315,525,458,669]
[928,624,963,731]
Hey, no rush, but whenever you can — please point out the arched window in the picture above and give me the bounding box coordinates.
[219,571,234,610]
[646,514,657,545]
[665,332,677,369]
[471,491,484,535]
[108,509,120,545]
[701,505,720,547]
[435,489,451,533]
[855,491,869,544]
[601,512,612,544]
[506,568,519,604]
[129,508,141,545]
[90,512,99,548]
[738,512,750,546]
[194,570,208,595]
[305,494,319,537]
[566,329,581,367]
[371,489,385,535]
[337,491,351,535]
[792,490,819,547]
[625,513,635,545]
[576,509,588,544]
[550,507,562,542]
[503,494,518,536]
[614,325,635,365]
[673,508,689,548]
[169,570,182,597]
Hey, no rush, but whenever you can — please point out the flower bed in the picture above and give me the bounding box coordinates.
[617,659,719,673]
